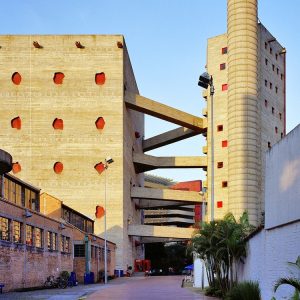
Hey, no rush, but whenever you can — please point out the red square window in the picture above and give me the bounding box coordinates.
[222,84,228,91]
[217,125,223,132]
[217,201,223,208]
[222,181,228,188]
[217,162,223,169]
[221,47,228,54]
[220,63,226,70]
[222,140,228,147]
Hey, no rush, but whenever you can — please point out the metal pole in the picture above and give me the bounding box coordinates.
[210,78,215,221]
[104,164,108,284]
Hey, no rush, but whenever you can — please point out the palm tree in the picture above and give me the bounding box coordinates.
[190,212,254,297]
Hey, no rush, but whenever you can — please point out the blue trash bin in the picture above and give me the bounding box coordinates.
[84,273,90,284]
[90,272,94,283]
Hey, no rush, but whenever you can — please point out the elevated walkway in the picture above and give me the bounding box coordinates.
[133,153,207,173]
[124,92,206,132]
[131,187,202,204]
[143,126,204,152]
[128,224,195,239]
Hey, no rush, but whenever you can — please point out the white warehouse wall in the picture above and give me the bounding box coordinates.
[238,124,300,300]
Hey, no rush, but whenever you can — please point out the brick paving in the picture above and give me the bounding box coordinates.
[87,275,219,300]
[0,276,219,300]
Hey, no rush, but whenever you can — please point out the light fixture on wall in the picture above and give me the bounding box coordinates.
[24,209,32,218]
[59,223,66,230]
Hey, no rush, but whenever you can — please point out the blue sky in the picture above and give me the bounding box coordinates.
[1,0,299,182]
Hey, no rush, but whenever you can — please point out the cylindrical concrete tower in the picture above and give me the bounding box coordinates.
[227,0,260,224]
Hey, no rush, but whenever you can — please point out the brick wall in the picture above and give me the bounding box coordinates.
[0,198,115,292]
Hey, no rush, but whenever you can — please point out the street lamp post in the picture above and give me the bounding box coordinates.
[198,73,215,221]
[104,157,114,284]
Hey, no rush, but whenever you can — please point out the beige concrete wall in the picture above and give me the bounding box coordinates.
[0,35,142,271]
[122,42,144,268]
[206,34,229,220]
[258,23,286,215]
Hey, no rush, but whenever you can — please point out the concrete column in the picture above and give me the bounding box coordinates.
[227,0,259,224]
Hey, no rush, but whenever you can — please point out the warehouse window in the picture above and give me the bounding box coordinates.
[265,42,268,49]
[222,181,228,188]
[222,140,228,147]
[220,63,226,70]
[217,201,223,208]
[217,162,223,169]
[26,225,33,246]
[270,47,273,54]
[275,86,278,94]
[35,228,43,248]
[13,221,21,243]
[74,244,85,257]
[47,231,57,251]
[265,80,268,87]
[276,53,278,60]
[221,47,227,54]
[275,127,278,134]
[217,125,223,132]
[272,107,275,114]
[0,217,10,241]
[61,235,71,253]
[265,58,268,65]
[279,112,282,120]
[270,82,273,89]
[222,84,228,91]
[265,99,268,108]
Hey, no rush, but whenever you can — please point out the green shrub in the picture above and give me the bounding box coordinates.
[204,286,223,298]
[60,271,70,281]
[225,281,261,300]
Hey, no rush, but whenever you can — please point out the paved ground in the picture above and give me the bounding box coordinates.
[0,276,219,300]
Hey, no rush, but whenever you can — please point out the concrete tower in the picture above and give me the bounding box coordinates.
[227,0,260,223]
[204,0,286,224]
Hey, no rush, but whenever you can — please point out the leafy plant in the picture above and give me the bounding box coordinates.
[60,271,70,281]
[273,255,300,300]
[225,281,261,300]
[189,211,254,296]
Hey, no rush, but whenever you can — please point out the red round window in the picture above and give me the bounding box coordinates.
[53,72,65,84]
[12,72,22,85]
[95,72,106,85]
[54,162,64,174]
[12,162,22,174]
